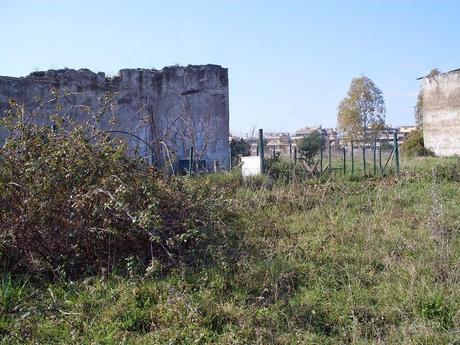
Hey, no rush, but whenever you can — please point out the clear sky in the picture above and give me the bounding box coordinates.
[1,1,459,135]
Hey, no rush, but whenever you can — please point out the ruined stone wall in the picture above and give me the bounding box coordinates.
[423,69,460,156]
[0,65,229,169]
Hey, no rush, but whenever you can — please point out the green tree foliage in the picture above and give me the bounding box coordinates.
[400,129,434,157]
[337,76,386,142]
[296,130,322,165]
[414,89,423,129]
[415,69,441,129]
[230,138,250,157]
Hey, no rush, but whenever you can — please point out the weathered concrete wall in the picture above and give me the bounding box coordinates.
[423,69,460,156]
[0,65,229,168]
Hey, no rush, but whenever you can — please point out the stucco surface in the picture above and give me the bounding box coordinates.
[423,70,460,156]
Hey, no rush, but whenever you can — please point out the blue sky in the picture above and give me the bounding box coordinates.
[1,1,459,135]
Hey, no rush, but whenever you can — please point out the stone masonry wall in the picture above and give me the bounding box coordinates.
[423,69,460,156]
[0,65,230,169]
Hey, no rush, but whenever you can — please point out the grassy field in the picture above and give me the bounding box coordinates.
[1,157,459,344]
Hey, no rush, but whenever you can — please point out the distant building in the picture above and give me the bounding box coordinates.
[249,132,292,157]
[398,125,417,135]
[293,127,339,146]
[291,127,320,145]
[323,128,340,146]
[293,126,320,137]
[398,125,417,143]
[335,125,415,147]
[234,124,415,159]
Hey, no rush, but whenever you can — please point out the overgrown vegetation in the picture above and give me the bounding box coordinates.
[0,103,240,277]
[401,129,434,158]
[1,107,459,344]
[296,130,322,165]
[414,90,424,129]
[230,137,250,158]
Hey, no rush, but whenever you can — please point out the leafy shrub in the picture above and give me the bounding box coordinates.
[0,103,239,276]
[401,129,434,157]
[296,130,322,165]
[265,158,307,181]
[432,160,460,182]
[229,137,250,167]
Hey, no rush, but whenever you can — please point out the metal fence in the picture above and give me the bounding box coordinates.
[184,129,401,177]
[235,129,401,177]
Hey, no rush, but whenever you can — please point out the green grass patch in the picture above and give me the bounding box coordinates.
[1,157,459,344]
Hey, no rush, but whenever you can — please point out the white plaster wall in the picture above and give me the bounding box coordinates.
[423,70,460,156]
[241,156,261,176]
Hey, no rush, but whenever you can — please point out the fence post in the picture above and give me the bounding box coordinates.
[188,146,194,175]
[373,139,377,176]
[362,146,366,175]
[342,147,346,175]
[328,141,332,174]
[394,131,400,175]
[379,145,383,176]
[294,146,297,165]
[351,140,354,177]
[289,143,292,158]
[273,145,276,159]
[259,129,264,174]
[320,139,323,174]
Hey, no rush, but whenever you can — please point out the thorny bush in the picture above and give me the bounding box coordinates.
[0,102,240,277]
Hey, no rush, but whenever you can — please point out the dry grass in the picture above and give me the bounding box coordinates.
[1,158,459,344]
